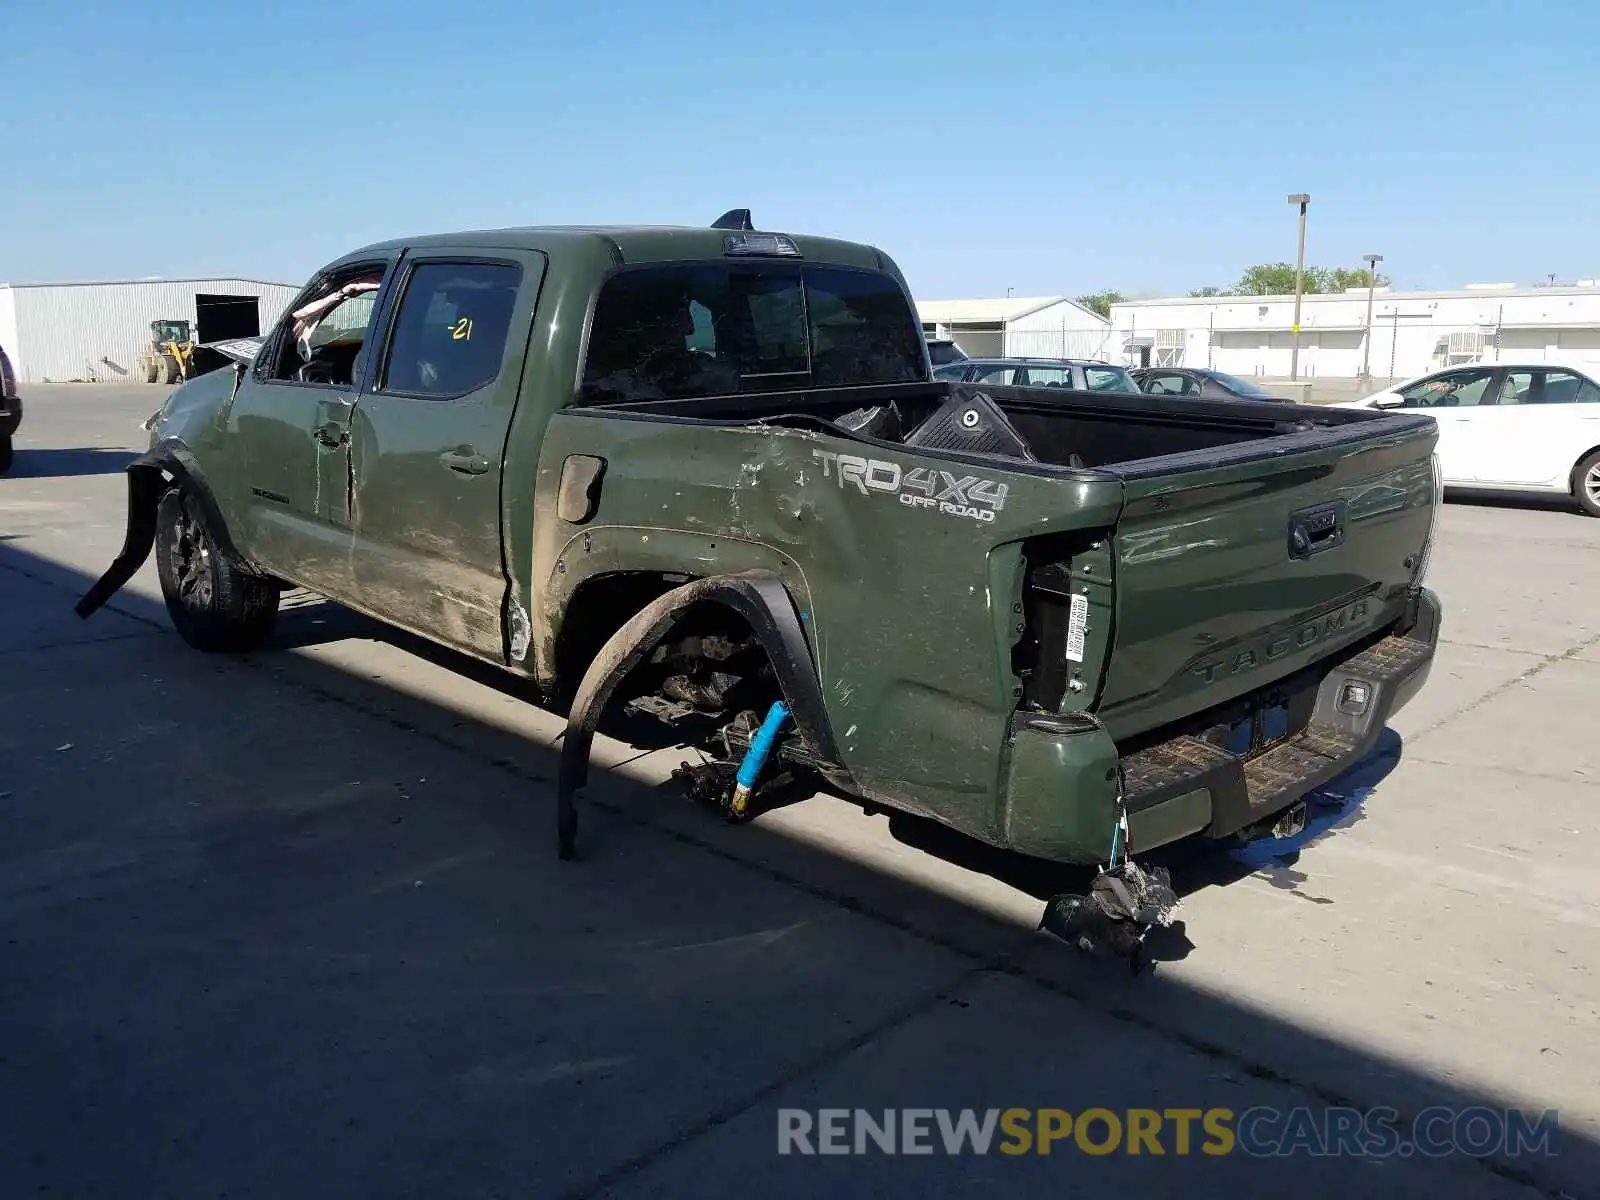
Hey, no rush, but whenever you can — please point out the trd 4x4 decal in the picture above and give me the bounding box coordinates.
[811,450,1008,523]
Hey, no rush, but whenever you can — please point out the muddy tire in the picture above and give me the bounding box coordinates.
[0,436,12,475]
[1575,449,1600,518]
[154,486,278,652]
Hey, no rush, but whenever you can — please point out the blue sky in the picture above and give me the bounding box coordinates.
[2,0,1595,299]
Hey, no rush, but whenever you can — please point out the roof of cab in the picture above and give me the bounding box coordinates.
[345,224,891,272]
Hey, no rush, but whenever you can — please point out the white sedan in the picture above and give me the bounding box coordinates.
[1336,361,1600,517]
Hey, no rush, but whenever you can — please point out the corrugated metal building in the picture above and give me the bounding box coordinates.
[917,296,1114,360]
[1109,283,1600,384]
[0,277,300,383]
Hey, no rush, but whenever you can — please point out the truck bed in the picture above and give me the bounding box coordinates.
[591,378,1413,475]
[592,378,1440,739]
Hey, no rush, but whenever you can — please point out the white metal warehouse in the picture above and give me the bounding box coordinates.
[916,296,1115,361]
[1109,283,1600,384]
[0,277,300,383]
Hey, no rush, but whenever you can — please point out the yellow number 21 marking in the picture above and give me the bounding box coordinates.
[450,317,473,341]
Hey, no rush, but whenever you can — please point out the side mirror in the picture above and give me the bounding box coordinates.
[1372,395,1405,409]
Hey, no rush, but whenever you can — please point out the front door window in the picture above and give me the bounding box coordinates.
[1396,368,1494,409]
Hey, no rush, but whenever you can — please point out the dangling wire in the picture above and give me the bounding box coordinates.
[1106,790,1131,872]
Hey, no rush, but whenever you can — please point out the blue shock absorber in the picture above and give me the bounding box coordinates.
[729,700,790,819]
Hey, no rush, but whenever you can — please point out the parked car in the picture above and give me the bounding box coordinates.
[1334,361,1600,517]
[925,337,968,367]
[77,213,1442,880]
[0,343,21,474]
[933,356,1143,393]
[1132,366,1291,403]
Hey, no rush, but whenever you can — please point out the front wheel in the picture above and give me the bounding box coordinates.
[1575,450,1600,518]
[0,435,12,475]
[154,486,279,651]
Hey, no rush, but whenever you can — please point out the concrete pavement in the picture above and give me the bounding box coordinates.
[2,385,1596,1199]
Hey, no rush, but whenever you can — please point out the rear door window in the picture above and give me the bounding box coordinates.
[973,364,1022,386]
[1020,366,1073,387]
[1083,365,1140,393]
[1141,371,1189,394]
[378,261,523,398]
[579,264,925,403]
[1501,368,1595,405]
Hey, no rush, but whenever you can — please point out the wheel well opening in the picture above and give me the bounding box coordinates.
[1570,445,1600,491]
[555,572,693,693]
[556,574,785,732]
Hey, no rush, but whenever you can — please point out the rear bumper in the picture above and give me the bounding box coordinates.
[0,395,20,438]
[1000,586,1441,864]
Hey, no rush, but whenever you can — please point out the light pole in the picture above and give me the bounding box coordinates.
[1287,193,1310,380]
[1359,253,1383,388]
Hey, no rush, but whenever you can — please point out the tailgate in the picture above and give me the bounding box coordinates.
[1094,415,1438,737]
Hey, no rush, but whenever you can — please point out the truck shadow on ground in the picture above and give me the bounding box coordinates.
[1445,490,1587,517]
[1,543,1590,1200]
[7,447,141,478]
[268,592,1406,974]
[875,729,1403,967]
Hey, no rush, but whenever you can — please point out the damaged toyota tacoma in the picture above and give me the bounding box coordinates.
[78,210,1443,895]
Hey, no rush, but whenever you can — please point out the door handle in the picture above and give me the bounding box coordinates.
[312,422,347,448]
[440,447,490,476]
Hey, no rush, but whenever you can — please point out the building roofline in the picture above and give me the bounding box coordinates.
[1007,296,1072,321]
[917,296,1112,326]
[916,295,1063,318]
[0,277,298,290]
[1112,284,1600,308]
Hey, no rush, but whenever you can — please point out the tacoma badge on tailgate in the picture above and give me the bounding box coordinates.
[1191,596,1374,684]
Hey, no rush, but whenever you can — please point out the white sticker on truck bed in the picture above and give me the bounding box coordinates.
[810,450,1009,524]
[1065,593,1089,662]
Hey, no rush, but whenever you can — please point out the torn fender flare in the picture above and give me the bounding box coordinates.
[75,441,243,620]
[555,571,841,860]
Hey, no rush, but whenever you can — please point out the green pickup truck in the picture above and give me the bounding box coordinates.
[78,211,1443,877]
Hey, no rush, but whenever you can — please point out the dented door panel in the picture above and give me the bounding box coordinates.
[230,380,361,597]
[226,253,402,598]
[346,250,549,662]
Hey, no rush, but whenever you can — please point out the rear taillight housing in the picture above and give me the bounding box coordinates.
[1413,452,1444,585]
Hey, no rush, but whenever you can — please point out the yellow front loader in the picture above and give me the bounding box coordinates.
[133,319,195,384]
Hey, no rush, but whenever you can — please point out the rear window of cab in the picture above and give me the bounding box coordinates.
[579,264,927,404]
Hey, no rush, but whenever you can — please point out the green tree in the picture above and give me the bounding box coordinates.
[1224,263,1390,296]
[1326,266,1390,291]
[1075,290,1126,319]
[1227,263,1313,295]
[1188,286,1223,297]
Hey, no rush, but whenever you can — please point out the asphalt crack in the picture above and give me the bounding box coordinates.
[558,966,996,1200]
[0,629,167,657]
[1410,627,1600,745]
